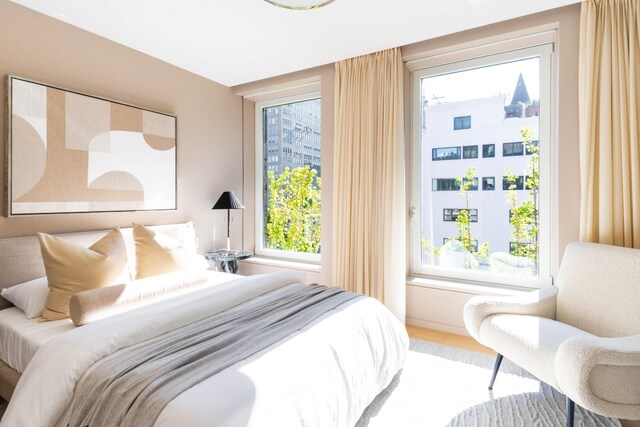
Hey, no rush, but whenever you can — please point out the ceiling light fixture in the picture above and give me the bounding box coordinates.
[264,0,335,10]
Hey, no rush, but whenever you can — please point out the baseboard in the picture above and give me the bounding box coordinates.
[406,317,470,336]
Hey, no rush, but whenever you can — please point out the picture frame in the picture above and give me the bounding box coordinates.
[4,75,177,216]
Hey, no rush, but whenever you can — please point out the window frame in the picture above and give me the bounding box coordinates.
[453,115,471,130]
[432,146,461,161]
[443,208,478,222]
[482,144,496,158]
[463,145,479,159]
[410,43,555,289]
[254,91,322,263]
[503,141,525,157]
[482,176,496,191]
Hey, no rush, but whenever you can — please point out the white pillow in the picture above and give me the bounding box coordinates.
[1,277,49,319]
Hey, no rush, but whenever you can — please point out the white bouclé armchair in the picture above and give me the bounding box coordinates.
[463,242,640,427]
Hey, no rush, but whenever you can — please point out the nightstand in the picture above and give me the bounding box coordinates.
[205,249,253,274]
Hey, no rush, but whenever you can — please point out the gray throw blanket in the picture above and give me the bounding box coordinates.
[66,284,360,427]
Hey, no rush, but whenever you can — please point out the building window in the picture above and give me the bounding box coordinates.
[411,40,554,288]
[256,93,321,262]
[502,175,525,190]
[482,144,495,158]
[503,141,524,156]
[443,208,478,222]
[463,145,478,159]
[509,242,537,256]
[454,115,471,130]
[482,177,495,191]
[432,177,478,191]
[432,146,461,161]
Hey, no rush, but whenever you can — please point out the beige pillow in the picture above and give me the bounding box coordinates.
[69,270,209,326]
[38,228,128,321]
[133,223,208,279]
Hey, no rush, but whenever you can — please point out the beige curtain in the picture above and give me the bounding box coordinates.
[579,0,640,247]
[333,48,406,321]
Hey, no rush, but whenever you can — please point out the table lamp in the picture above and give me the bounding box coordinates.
[212,191,245,251]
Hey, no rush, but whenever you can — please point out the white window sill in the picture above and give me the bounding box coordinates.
[240,256,321,273]
[406,275,532,296]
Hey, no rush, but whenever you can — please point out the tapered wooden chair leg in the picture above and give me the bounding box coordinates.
[488,353,503,390]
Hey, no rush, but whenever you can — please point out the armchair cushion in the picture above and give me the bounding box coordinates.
[479,314,593,389]
[555,334,640,420]
[463,286,558,343]
[556,242,640,338]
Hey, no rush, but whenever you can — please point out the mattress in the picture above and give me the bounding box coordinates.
[0,271,241,374]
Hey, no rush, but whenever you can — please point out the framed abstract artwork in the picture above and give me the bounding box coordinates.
[5,76,177,216]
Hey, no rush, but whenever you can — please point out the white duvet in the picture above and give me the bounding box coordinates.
[1,272,409,427]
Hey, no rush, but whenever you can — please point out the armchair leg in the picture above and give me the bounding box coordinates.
[488,353,503,390]
[566,396,575,427]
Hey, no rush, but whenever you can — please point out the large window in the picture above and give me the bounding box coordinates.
[412,43,553,288]
[255,93,321,261]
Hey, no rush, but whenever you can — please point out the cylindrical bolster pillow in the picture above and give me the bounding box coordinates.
[69,270,209,326]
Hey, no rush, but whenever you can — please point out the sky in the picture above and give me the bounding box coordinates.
[421,57,540,106]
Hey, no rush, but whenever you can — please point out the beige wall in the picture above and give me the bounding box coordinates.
[0,0,243,252]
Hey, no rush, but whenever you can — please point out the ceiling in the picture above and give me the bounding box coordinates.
[10,0,580,87]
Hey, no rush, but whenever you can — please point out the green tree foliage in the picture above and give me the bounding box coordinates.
[505,128,539,270]
[265,166,321,253]
[455,168,476,255]
[454,167,491,267]
[421,238,440,264]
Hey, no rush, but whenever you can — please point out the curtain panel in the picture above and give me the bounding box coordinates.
[332,48,406,322]
[579,0,640,247]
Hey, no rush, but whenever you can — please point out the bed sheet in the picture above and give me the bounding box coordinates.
[0,308,72,373]
[0,271,240,373]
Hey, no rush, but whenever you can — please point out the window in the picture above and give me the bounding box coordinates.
[503,141,524,156]
[509,242,537,256]
[443,208,478,222]
[502,175,526,190]
[454,115,471,130]
[432,177,478,191]
[463,145,478,159]
[482,177,495,191]
[482,144,495,158]
[411,41,553,288]
[256,93,321,262]
[432,146,461,161]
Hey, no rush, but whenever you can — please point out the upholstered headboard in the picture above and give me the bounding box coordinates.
[0,224,195,310]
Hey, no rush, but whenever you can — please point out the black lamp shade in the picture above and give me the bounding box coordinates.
[212,191,245,210]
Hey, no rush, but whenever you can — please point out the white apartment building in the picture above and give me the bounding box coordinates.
[421,75,539,261]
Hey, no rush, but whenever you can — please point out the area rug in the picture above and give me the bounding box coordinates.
[356,339,620,427]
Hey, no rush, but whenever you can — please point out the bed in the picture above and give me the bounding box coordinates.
[0,224,409,426]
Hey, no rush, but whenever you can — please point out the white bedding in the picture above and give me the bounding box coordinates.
[0,308,72,373]
[0,271,241,373]
[1,272,409,427]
